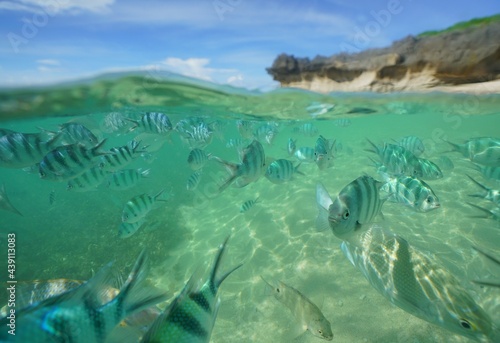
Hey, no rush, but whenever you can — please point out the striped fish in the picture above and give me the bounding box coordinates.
[416,158,443,180]
[341,226,495,342]
[67,167,109,192]
[101,112,132,134]
[0,132,58,169]
[294,147,316,163]
[55,123,99,148]
[39,139,108,181]
[180,122,213,149]
[141,236,242,343]
[108,168,150,190]
[471,163,500,182]
[314,135,335,170]
[186,170,203,191]
[472,246,500,288]
[333,118,351,128]
[128,112,173,135]
[380,175,440,212]
[467,175,500,206]
[316,176,385,239]
[187,148,211,170]
[253,123,278,146]
[240,197,259,213]
[293,123,318,137]
[366,139,421,177]
[0,183,22,216]
[122,190,166,223]
[0,251,167,343]
[265,159,303,184]
[260,277,333,341]
[100,140,145,172]
[445,137,500,166]
[212,140,266,192]
[119,218,146,239]
[397,136,425,157]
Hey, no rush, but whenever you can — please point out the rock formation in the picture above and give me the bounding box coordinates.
[267,21,500,92]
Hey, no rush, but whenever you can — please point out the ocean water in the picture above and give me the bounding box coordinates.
[0,72,499,343]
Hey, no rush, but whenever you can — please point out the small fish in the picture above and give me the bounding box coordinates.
[306,102,335,117]
[122,190,166,223]
[265,159,303,184]
[294,147,316,163]
[416,158,443,180]
[180,122,213,149]
[253,123,278,146]
[341,226,494,342]
[187,148,211,170]
[467,175,500,206]
[141,236,242,343]
[333,118,351,127]
[101,112,132,134]
[48,190,56,205]
[261,277,333,341]
[0,251,167,343]
[0,183,22,216]
[108,168,150,191]
[287,138,297,156]
[445,137,500,166]
[0,132,58,169]
[316,176,385,239]
[366,139,421,177]
[100,140,145,172]
[67,167,109,192]
[380,175,440,212]
[212,140,266,192]
[314,135,335,170]
[128,112,173,135]
[294,123,318,137]
[472,246,500,288]
[39,140,108,181]
[119,218,146,239]
[397,136,425,157]
[186,169,203,191]
[55,122,99,148]
[240,197,259,213]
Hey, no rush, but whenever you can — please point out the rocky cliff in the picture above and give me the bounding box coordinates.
[267,20,500,92]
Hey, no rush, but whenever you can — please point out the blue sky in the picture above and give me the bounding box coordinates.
[0,0,498,90]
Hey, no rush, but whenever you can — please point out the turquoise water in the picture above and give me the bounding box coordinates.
[0,72,499,342]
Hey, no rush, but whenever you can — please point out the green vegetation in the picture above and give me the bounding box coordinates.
[418,14,500,37]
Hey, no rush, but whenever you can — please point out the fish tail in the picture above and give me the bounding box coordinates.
[466,202,494,219]
[365,138,379,155]
[125,118,139,133]
[154,189,168,202]
[211,156,240,192]
[294,163,305,176]
[212,235,243,289]
[440,138,462,154]
[114,250,168,316]
[91,139,109,156]
[466,174,489,197]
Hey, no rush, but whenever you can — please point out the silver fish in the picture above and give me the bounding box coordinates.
[180,122,213,149]
[187,148,211,170]
[67,167,109,192]
[316,176,385,239]
[366,139,421,177]
[265,159,303,184]
[287,138,297,156]
[0,183,22,216]
[212,140,266,192]
[314,136,335,170]
[254,123,278,146]
[186,169,203,191]
[397,136,425,157]
[445,137,500,166]
[128,112,173,135]
[294,147,316,163]
[141,236,242,343]
[108,168,150,190]
[0,251,167,343]
[341,226,495,342]
[240,197,259,213]
[0,132,58,169]
[119,218,146,239]
[39,140,108,181]
[294,123,319,137]
[122,190,166,223]
[101,112,132,134]
[467,175,500,206]
[261,277,333,341]
[416,158,443,180]
[55,122,99,148]
[380,175,440,212]
[100,140,145,172]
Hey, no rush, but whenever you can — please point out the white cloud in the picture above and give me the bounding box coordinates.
[159,57,240,84]
[36,58,62,72]
[0,0,114,14]
[36,58,60,65]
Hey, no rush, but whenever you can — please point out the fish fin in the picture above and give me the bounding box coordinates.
[466,202,495,218]
[294,163,305,176]
[125,118,139,132]
[211,156,240,192]
[472,280,500,288]
[90,138,110,156]
[213,235,243,288]
[364,138,379,155]
[315,183,333,232]
[466,174,490,198]
[340,241,357,266]
[153,189,168,202]
[472,246,500,266]
[112,250,168,316]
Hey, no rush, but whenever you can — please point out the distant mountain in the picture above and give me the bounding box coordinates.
[266,15,500,92]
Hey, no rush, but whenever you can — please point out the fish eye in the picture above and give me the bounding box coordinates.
[342,210,350,220]
[318,329,322,335]
[459,319,472,330]
[426,196,433,203]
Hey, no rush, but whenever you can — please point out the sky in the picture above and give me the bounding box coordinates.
[0,0,498,90]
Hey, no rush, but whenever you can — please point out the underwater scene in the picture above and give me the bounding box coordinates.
[0,73,499,342]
